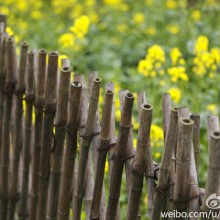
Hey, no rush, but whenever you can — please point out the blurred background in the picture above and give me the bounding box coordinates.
[1,0,220,218]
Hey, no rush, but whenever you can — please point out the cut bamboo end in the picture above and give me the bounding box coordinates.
[17,41,28,91]
[66,81,82,126]
[55,64,71,124]
[0,13,7,23]
[61,66,71,72]
[45,51,59,103]
[100,89,113,140]
[36,49,47,102]
[179,117,194,126]
[141,103,153,111]
[5,36,17,86]
[26,49,35,96]
[121,92,134,127]
[71,81,81,88]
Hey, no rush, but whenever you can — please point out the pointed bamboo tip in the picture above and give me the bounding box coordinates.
[141,103,153,111]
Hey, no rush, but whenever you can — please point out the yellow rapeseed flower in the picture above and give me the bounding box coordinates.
[31,11,43,20]
[194,35,209,54]
[154,152,161,159]
[206,104,217,114]
[70,15,90,38]
[147,45,165,63]
[210,48,220,64]
[167,25,179,34]
[151,124,164,147]
[166,0,177,9]
[191,10,201,22]
[104,0,123,6]
[170,47,182,65]
[58,33,75,48]
[116,23,128,33]
[167,66,189,82]
[146,26,157,35]
[167,87,181,103]
[133,13,145,24]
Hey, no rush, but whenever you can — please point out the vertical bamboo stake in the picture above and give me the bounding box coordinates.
[71,75,87,203]
[162,93,171,143]
[151,108,178,220]
[18,49,36,220]
[0,36,17,220]
[0,14,7,45]
[90,88,113,220]
[127,103,153,220]
[173,118,194,215]
[145,131,154,216]
[201,131,220,213]
[0,37,7,162]
[190,113,200,174]
[85,72,99,220]
[107,83,120,220]
[72,77,101,220]
[207,115,219,143]
[46,66,71,220]
[119,90,134,191]
[37,52,59,220]
[57,82,82,220]
[177,108,200,218]
[29,49,47,220]
[106,92,134,220]
[7,41,28,220]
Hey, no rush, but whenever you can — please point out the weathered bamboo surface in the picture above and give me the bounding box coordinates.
[1,16,220,220]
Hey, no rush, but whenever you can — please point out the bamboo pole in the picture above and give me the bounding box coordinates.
[177,108,200,218]
[207,115,219,143]
[90,88,113,220]
[0,14,7,45]
[46,66,71,220]
[106,92,134,220]
[0,36,17,220]
[0,36,7,162]
[84,72,99,220]
[201,131,220,213]
[107,83,120,220]
[127,103,153,220]
[71,74,87,206]
[37,52,59,220]
[173,118,194,216]
[72,77,101,220]
[18,49,36,220]
[162,93,171,143]
[7,41,28,220]
[57,81,82,220]
[29,49,47,220]
[145,129,154,216]
[190,113,200,175]
[151,108,178,220]
[119,90,140,218]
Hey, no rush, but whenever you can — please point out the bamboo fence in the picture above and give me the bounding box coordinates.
[0,14,220,220]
